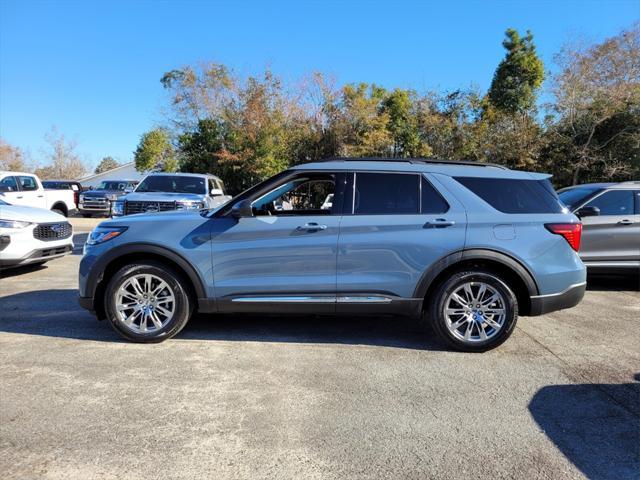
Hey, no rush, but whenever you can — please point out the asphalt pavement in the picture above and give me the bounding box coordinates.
[0,218,638,479]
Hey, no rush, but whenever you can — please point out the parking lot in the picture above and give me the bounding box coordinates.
[0,218,638,480]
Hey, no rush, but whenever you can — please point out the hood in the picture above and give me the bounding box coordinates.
[0,203,67,223]
[82,189,125,197]
[122,192,205,203]
[103,208,206,224]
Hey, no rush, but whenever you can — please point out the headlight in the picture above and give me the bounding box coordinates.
[107,194,119,201]
[176,201,204,210]
[86,226,127,245]
[0,219,33,229]
[111,201,124,216]
[79,194,85,202]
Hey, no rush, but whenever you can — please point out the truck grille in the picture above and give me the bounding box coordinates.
[125,201,177,215]
[82,197,109,208]
[33,222,73,241]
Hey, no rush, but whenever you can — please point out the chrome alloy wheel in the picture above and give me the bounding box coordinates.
[115,274,176,333]
[444,281,507,343]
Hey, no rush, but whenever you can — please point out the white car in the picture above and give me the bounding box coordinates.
[0,171,77,217]
[0,198,74,268]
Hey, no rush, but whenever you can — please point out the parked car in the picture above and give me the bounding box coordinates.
[41,180,83,208]
[78,179,139,217]
[0,198,73,268]
[0,172,77,217]
[558,181,640,272]
[79,158,586,351]
[111,173,232,216]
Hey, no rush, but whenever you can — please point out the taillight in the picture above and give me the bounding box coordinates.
[545,223,582,251]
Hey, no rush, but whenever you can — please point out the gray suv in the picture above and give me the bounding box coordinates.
[79,159,586,351]
[558,181,640,272]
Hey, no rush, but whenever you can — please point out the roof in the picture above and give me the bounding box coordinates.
[144,172,222,179]
[292,158,549,180]
[78,162,138,181]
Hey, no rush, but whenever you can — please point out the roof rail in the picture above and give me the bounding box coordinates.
[620,180,640,184]
[315,157,509,170]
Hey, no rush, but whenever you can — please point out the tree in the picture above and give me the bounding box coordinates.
[549,23,640,184]
[488,29,545,114]
[34,128,87,179]
[0,139,31,172]
[381,89,432,157]
[134,129,177,172]
[95,156,119,174]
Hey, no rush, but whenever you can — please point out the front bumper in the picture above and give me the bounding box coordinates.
[0,244,73,267]
[0,223,74,268]
[529,282,587,316]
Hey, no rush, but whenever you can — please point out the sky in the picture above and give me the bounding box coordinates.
[1,0,638,169]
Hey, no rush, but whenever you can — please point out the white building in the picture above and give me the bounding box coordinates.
[78,162,147,189]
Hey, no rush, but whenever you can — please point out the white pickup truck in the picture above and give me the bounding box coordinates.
[0,171,77,217]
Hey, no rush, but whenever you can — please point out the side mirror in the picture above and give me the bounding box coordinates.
[230,199,253,218]
[576,206,600,218]
[210,188,223,197]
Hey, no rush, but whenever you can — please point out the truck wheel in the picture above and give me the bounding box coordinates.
[427,270,518,352]
[104,262,192,343]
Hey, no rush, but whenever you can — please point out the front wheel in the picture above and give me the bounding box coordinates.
[427,270,518,352]
[105,262,192,343]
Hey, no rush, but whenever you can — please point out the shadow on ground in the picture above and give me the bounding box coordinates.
[529,377,640,480]
[587,272,640,291]
[0,288,443,350]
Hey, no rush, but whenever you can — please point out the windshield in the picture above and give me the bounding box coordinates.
[98,181,129,191]
[558,187,603,209]
[135,175,206,194]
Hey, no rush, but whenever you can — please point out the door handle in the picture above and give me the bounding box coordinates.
[297,222,327,231]
[617,219,634,225]
[16,196,23,199]
[37,195,44,198]
[424,218,455,228]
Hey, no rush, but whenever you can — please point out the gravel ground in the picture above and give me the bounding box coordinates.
[0,223,638,479]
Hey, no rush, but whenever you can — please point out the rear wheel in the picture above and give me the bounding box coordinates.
[105,262,192,343]
[427,270,518,352]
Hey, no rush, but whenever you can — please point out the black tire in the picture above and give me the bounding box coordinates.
[426,270,518,352]
[104,261,192,343]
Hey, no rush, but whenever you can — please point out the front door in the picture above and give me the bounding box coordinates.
[579,189,640,264]
[211,171,346,313]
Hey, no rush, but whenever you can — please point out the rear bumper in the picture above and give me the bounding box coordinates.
[529,282,586,316]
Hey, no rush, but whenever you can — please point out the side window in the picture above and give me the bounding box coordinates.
[354,172,419,215]
[0,176,18,192]
[585,191,634,216]
[252,174,336,216]
[208,179,219,195]
[18,176,38,191]
[421,177,449,214]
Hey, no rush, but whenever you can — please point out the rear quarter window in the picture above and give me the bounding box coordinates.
[455,177,564,214]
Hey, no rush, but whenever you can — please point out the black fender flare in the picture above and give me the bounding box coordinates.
[86,243,207,300]
[413,248,540,299]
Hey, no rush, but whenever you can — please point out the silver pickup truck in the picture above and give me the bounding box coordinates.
[111,172,232,216]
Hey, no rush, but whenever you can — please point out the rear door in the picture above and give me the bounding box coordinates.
[579,189,640,264]
[336,171,466,307]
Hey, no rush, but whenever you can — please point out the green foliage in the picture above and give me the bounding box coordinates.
[488,29,545,114]
[157,24,638,191]
[95,156,119,174]
[134,129,176,172]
